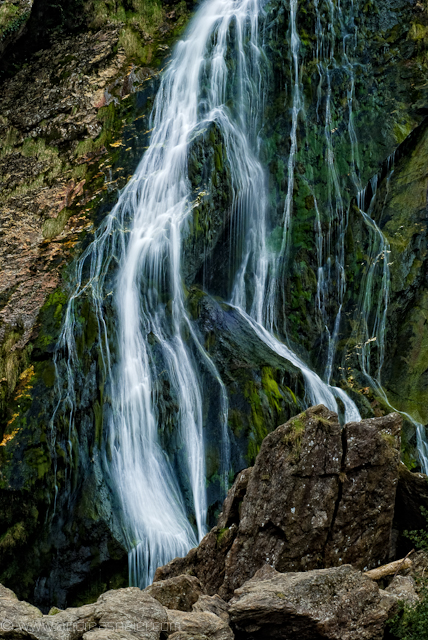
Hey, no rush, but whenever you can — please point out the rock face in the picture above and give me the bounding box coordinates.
[155,406,402,598]
[228,564,395,640]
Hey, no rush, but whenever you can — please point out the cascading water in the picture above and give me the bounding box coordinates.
[52,0,428,589]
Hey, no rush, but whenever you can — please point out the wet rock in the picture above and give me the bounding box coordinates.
[144,575,204,612]
[192,595,230,623]
[166,610,233,640]
[156,407,402,599]
[228,564,393,640]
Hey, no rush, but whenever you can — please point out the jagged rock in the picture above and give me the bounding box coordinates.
[384,575,419,606]
[166,610,233,640]
[144,575,204,612]
[192,595,230,623]
[0,581,97,640]
[0,584,169,639]
[228,564,394,640]
[156,407,402,598]
[0,583,43,638]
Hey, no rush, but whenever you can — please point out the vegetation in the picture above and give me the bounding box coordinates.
[387,591,428,640]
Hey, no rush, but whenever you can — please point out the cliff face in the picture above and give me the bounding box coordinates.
[0,0,427,610]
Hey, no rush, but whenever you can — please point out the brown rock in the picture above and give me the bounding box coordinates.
[166,610,233,640]
[192,595,229,623]
[228,564,392,640]
[384,575,419,606]
[0,583,43,639]
[168,634,210,640]
[324,412,402,570]
[144,575,203,612]
[94,588,167,640]
[83,631,138,640]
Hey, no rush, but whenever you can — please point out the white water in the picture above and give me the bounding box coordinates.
[52,0,367,588]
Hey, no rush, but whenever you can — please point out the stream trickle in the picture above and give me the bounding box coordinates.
[51,0,427,589]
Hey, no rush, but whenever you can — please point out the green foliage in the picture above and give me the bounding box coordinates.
[404,506,428,552]
[387,589,428,640]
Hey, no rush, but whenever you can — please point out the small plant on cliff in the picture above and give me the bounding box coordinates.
[404,506,428,552]
[387,589,428,640]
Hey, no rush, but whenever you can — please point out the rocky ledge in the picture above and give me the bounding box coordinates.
[1,405,427,639]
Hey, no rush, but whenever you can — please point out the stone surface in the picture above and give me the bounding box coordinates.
[192,595,230,624]
[0,584,170,639]
[324,413,402,570]
[144,575,204,612]
[384,575,419,607]
[166,610,233,640]
[228,564,393,640]
[156,407,402,598]
[94,588,167,640]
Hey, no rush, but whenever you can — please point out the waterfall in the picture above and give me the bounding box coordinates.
[51,0,377,588]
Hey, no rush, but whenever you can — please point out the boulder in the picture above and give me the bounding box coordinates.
[94,588,168,639]
[83,632,137,640]
[384,575,419,606]
[192,595,230,623]
[0,583,43,639]
[0,584,167,640]
[324,413,402,570]
[228,564,394,640]
[144,575,203,612]
[0,582,98,639]
[166,610,233,640]
[156,407,402,598]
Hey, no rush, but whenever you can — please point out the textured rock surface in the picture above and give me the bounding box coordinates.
[156,407,402,598]
[166,610,233,640]
[144,575,204,612]
[384,575,419,607]
[192,595,230,624]
[0,585,169,639]
[228,564,394,640]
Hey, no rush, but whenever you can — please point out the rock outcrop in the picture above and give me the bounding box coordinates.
[228,564,397,640]
[0,566,419,640]
[155,406,402,598]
